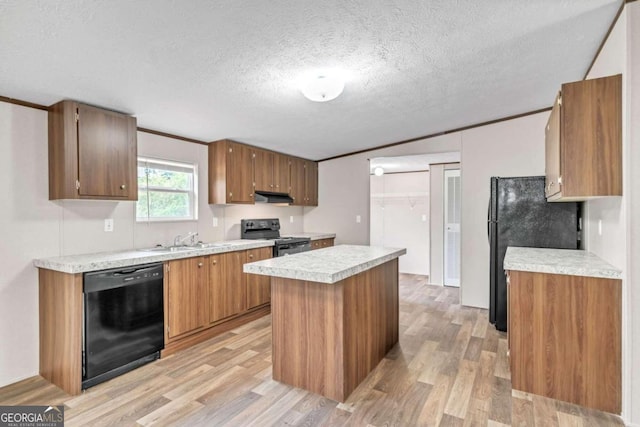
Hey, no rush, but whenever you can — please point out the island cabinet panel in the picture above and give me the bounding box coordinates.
[165,257,208,340]
[271,258,399,402]
[508,270,621,414]
[209,251,247,323]
[38,269,83,396]
[245,247,273,309]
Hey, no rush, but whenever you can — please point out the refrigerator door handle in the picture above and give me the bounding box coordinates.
[487,199,491,244]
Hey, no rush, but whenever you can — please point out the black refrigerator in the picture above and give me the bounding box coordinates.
[488,176,580,331]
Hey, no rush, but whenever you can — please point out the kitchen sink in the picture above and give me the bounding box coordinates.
[194,242,232,248]
[139,242,233,253]
[139,246,198,253]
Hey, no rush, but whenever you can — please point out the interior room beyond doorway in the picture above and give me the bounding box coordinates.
[369,152,460,285]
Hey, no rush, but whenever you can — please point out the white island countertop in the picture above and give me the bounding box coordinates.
[243,244,406,284]
[504,247,622,279]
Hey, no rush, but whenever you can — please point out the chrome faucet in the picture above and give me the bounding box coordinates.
[174,232,198,247]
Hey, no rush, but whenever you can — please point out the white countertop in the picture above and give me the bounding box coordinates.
[33,240,274,274]
[243,244,406,284]
[504,247,622,279]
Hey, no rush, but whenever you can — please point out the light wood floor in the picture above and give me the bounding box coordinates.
[0,274,623,426]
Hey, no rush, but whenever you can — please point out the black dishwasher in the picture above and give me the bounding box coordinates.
[83,263,164,389]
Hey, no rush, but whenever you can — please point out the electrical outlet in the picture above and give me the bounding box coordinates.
[356,215,361,223]
[104,219,114,232]
[289,216,294,223]
[212,217,218,227]
[598,219,602,236]
[421,214,427,222]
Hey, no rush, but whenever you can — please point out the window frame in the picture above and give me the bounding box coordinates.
[136,156,198,223]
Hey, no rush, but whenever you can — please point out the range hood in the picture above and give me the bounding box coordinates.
[253,190,294,205]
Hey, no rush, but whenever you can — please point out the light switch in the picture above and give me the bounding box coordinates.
[598,219,602,236]
[421,214,427,222]
[212,217,219,227]
[290,216,294,223]
[356,215,361,223]
[104,219,114,232]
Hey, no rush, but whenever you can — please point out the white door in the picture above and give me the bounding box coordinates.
[444,169,461,287]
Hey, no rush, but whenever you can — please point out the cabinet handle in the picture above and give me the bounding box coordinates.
[270,184,273,188]
[249,254,254,259]
[249,193,253,197]
[120,184,126,190]
[198,262,203,267]
[212,260,217,265]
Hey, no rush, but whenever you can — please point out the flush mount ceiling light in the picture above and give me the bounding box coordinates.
[374,167,385,176]
[300,70,345,102]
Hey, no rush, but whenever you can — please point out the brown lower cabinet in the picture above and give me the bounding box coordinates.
[311,238,334,250]
[163,248,273,355]
[246,247,273,309]
[508,270,621,414]
[165,256,208,340]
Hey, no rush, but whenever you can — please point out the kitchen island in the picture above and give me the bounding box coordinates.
[244,244,406,402]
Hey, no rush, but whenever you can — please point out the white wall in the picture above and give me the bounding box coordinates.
[370,171,429,275]
[626,3,640,423]
[0,102,305,388]
[459,113,547,308]
[0,103,58,390]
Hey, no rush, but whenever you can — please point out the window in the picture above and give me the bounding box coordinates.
[136,157,198,222]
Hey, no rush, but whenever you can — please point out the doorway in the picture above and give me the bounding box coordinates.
[444,168,461,287]
[369,153,461,282]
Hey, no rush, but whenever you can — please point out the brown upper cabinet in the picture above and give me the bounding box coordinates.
[545,74,622,201]
[253,149,291,193]
[209,139,317,206]
[290,157,318,206]
[48,100,137,200]
[208,139,255,204]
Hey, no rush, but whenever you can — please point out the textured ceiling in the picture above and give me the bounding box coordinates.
[0,0,621,160]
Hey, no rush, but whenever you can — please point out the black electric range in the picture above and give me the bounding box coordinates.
[241,218,311,257]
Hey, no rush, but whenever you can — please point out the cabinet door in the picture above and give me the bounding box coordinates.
[320,238,334,248]
[254,148,274,192]
[246,247,273,309]
[289,157,306,205]
[545,94,561,199]
[209,251,247,322]
[77,104,137,199]
[560,74,622,198]
[166,257,208,340]
[305,161,318,206]
[273,153,291,193]
[226,142,255,203]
